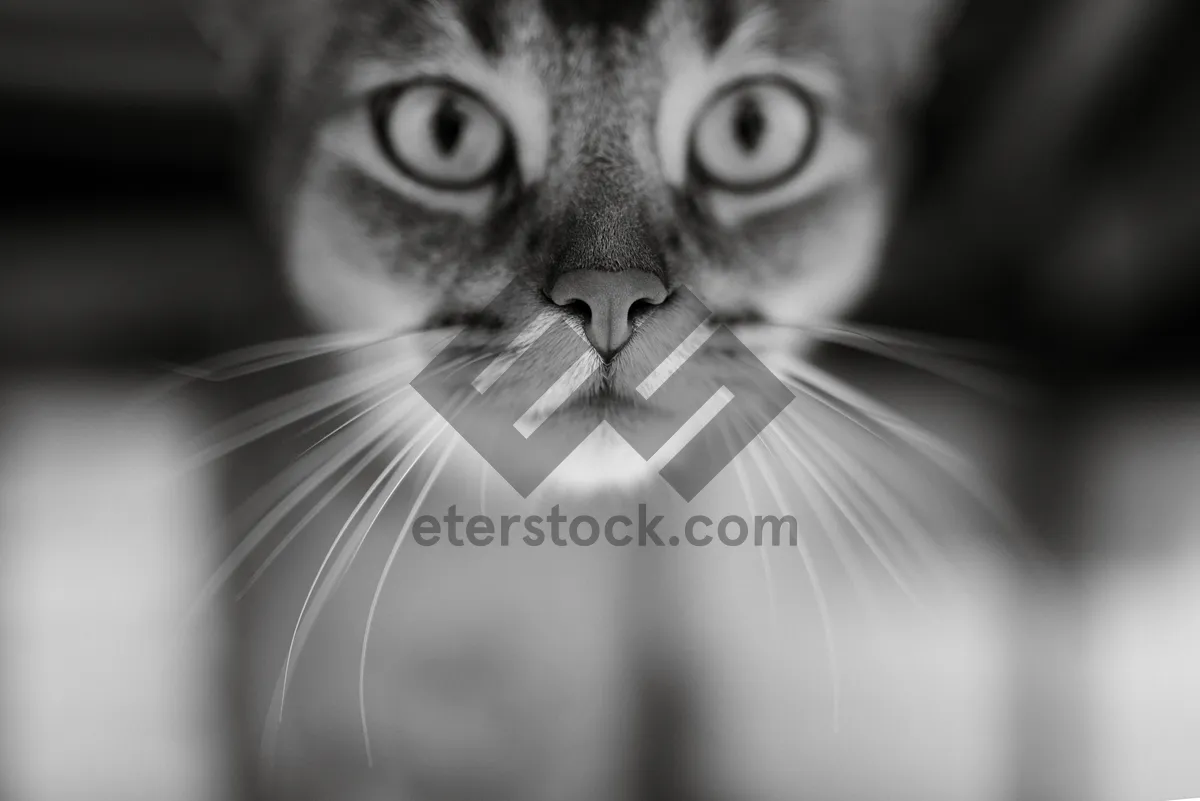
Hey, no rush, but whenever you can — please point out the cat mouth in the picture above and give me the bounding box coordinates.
[512,379,674,437]
[554,387,671,419]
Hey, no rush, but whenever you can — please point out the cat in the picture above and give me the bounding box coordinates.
[195,0,951,489]
[185,1,1016,800]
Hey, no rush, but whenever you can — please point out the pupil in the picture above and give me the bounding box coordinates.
[732,95,767,153]
[431,96,466,156]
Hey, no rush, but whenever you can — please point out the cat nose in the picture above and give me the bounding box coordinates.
[548,270,669,358]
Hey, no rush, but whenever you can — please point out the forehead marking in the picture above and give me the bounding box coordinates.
[456,0,504,55]
[702,0,738,51]
[539,0,660,35]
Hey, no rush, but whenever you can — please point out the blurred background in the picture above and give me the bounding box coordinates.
[1,0,1199,799]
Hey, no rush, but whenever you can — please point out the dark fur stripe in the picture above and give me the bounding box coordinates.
[702,0,737,51]
[459,0,503,55]
[540,0,660,35]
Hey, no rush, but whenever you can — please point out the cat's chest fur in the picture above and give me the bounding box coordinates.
[229,413,1016,801]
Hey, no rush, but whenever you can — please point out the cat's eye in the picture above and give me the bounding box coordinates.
[689,78,818,193]
[370,80,512,191]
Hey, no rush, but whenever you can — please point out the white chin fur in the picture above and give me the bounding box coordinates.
[437,423,662,505]
[533,424,660,499]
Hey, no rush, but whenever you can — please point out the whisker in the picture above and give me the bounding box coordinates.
[331,422,454,598]
[750,413,876,614]
[131,327,461,435]
[743,320,1025,401]
[304,344,501,458]
[264,390,473,762]
[139,333,375,401]
[295,382,414,460]
[744,318,1027,390]
[738,420,842,731]
[818,336,1023,402]
[770,407,920,604]
[278,381,475,622]
[288,345,494,448]
[271,418,445,729]
[721,422,779,630]
[134,329,417,410]
[777,412,916,599]
[182,361,413,470]
[216,348,502,570]
[751,320,1012,362]
[781,361,1026,539]
[768,360,885,441]
[235,404,427,601]
[176,340,380,384]
[309,383,480,602]
[786,415,958,583]
[293,379,401,441]
[221,410,377,546]
[172,328,453,383]
[359,435,458,766]
[185,410,407,623]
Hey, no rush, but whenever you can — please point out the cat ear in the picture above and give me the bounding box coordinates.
[895,0,963,99]
[835,0,962,104]
[189,0,274,95]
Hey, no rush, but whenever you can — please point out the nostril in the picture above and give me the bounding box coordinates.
[565,299,592,321]
[627,297,659,325]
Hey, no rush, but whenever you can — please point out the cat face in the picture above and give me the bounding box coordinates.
[203,0,945,493]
